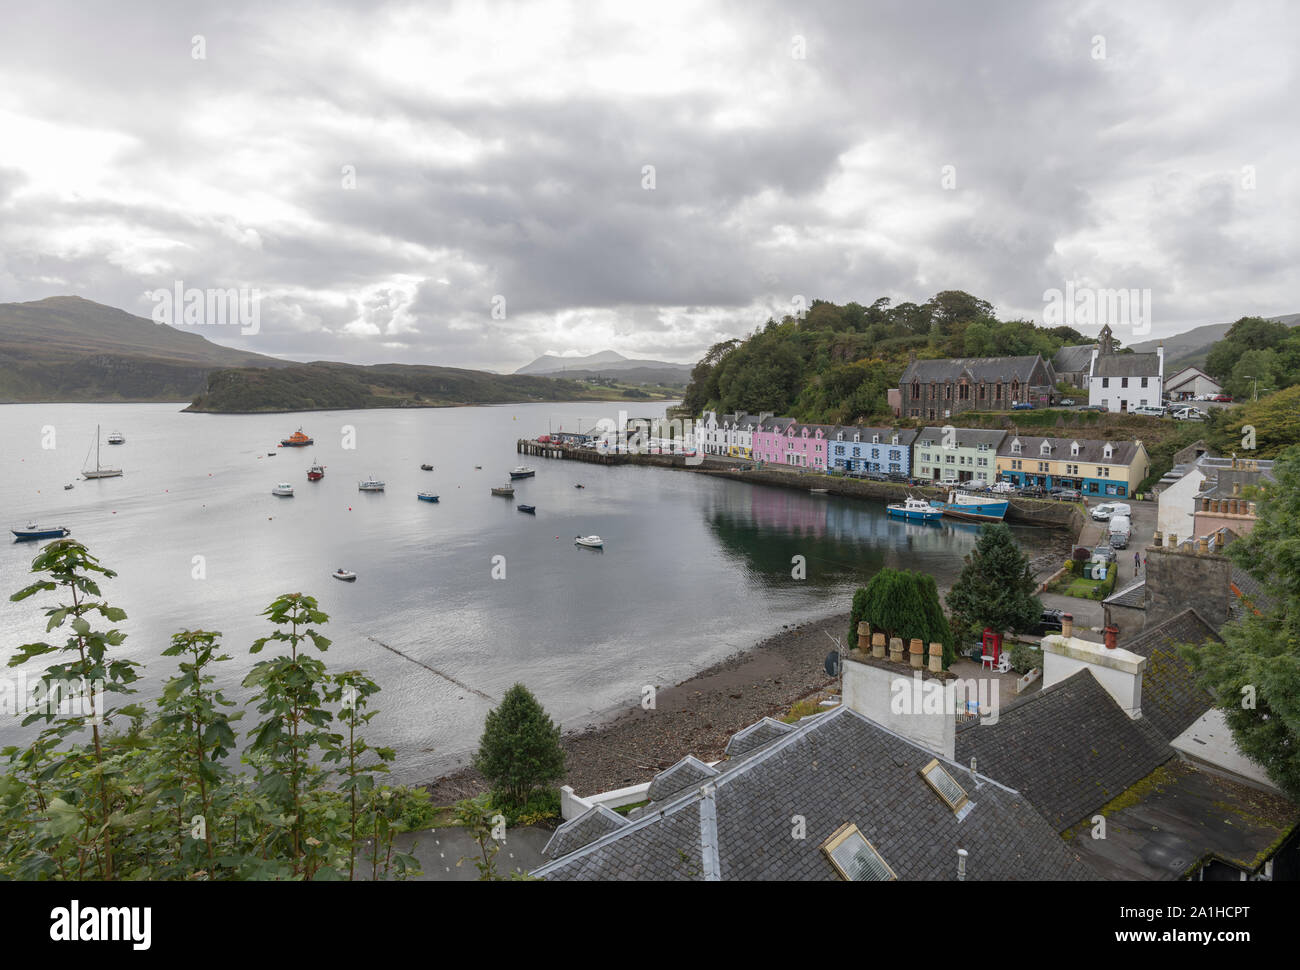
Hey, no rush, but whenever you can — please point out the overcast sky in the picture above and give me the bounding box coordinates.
[0,0,1295,372]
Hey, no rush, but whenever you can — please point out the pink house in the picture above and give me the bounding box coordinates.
[752,419,831,470]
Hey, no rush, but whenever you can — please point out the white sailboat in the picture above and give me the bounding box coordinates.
[82,425,123,479]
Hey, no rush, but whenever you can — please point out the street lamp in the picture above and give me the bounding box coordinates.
[1243,375,1262,402]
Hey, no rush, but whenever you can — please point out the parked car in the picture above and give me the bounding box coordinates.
[1212,394,1233,403]
[939,476,960,486]
[1019,485,1046,498]
[1010,401,1035,410]
[1090,502,1132,521]
[886,472,910,483]
[1058,398,1076,407]
[1092,543,1117,563]
[1108,513,1132,549]
[1056,488,1082,501]
[991,480,1016,493]
[1029,608,1065,637]
[1077,404,1108,412]
[1132,405,1164,417]
[1171,406,1207,421]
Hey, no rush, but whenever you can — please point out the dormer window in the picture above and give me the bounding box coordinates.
[1103,444,1113,460]
[854,432,860,443]
[1040,442,1051,456]
[1011,440,1022,455]
[872,434,880,444]
[1071,442,1080,457]
[891,435,899,446]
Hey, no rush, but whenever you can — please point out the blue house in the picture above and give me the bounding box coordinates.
[827,427,918,476]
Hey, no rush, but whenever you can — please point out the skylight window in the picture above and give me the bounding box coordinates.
[821,824,896,881]
[920,759,970,814]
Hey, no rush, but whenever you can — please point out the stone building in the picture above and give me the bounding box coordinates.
[898,353,1057,420]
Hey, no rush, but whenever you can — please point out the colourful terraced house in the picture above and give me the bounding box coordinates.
[995,435,1150,498]
[753,419,834,470]
[826,427,918,476]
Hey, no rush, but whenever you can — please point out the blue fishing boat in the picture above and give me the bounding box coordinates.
[11,523,71,541]
[886,496,944,522]
[929,490,1008,522]
[417,493,440,503]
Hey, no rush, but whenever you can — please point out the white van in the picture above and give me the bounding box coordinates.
[1107,514,1132,549]
[1090,502,1132,522]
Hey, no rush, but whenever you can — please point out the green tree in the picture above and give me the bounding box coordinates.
[945,524,1042,642]
[1184,446,1300,800]
[849,568,956,668]
[473,684,566,806]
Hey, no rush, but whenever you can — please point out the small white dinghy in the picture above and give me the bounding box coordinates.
[272,483,295,496]
[333,568,357,582]
[574,535,604,548]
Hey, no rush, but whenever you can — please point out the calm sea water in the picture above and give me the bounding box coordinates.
[0,402,1061,782]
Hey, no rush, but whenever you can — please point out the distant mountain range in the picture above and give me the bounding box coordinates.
[0,295,287,402]
[0,296,680,410]
[515,350,691,384]
[1130,312,1300,372]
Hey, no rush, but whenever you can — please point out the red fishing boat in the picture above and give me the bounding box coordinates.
[307,460,325,481]
[280,428,313,447]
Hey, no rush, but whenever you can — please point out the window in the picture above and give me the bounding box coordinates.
[920,759,971,816]
[1102,378,1109,388]
[1141,377,1148,388]
[821,823,897,881]
[1038,461,1048,472]
[1122,377,1129,388]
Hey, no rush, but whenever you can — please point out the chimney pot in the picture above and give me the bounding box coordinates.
[857,621,870,651]
[957,848,968,882]
[1104,625,1119,650]
[909,638,924,668]
[1061,613,1074,638]
[1197,537,1209,555]
[928,641,943,673]
[1169,533,1177,548]
[889,637,904,664]
[872,632,886,659]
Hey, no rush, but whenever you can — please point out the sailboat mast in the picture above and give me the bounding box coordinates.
[96,425,101,472]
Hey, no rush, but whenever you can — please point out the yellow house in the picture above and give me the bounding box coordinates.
[995,436,1150,499]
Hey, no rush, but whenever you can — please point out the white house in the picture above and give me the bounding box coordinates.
[1088,324,1164,412]
[1165,366,1222,402]
[1156,466,1206,543]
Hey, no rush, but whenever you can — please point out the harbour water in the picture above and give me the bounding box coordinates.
[0,401,1064,782]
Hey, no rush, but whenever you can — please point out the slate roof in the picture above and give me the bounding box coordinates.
[997,435,1144,466]
[646,755,718,803]
[724,716,793,758]
[1119,609,1219,745]
[1165,366,1219,392]
[534,706,1099,881]
[901,354,1051,385]
[915,426,1008,449]
[1230,565,1275,615]
[954,669,1173,832]
[542,804,629,860]
[1104,578,1147,609]
[827,426,918,446]
[1053,344,1096,374]
[1093,352,1162,378]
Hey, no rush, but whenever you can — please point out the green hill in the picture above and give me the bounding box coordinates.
[0,295,286,402]
[185,361,678,412]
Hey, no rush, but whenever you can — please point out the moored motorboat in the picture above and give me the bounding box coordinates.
[929,490,1009,522]
[307,461,325,481]
[64,483,74,490]
[333,568,357,582]
[509,466,536,480]
[491,484,515,497]
[11,523,71,541]
[574,535,603,548]
[280,428,313,447]
[358,477,385,491]
[417,492,440,503]
[107,431,125,445]
[420,463,434,471]
[887,496,944,522]
[517,504,536,514]
[272,483,295,496]
[574,483,585,489]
